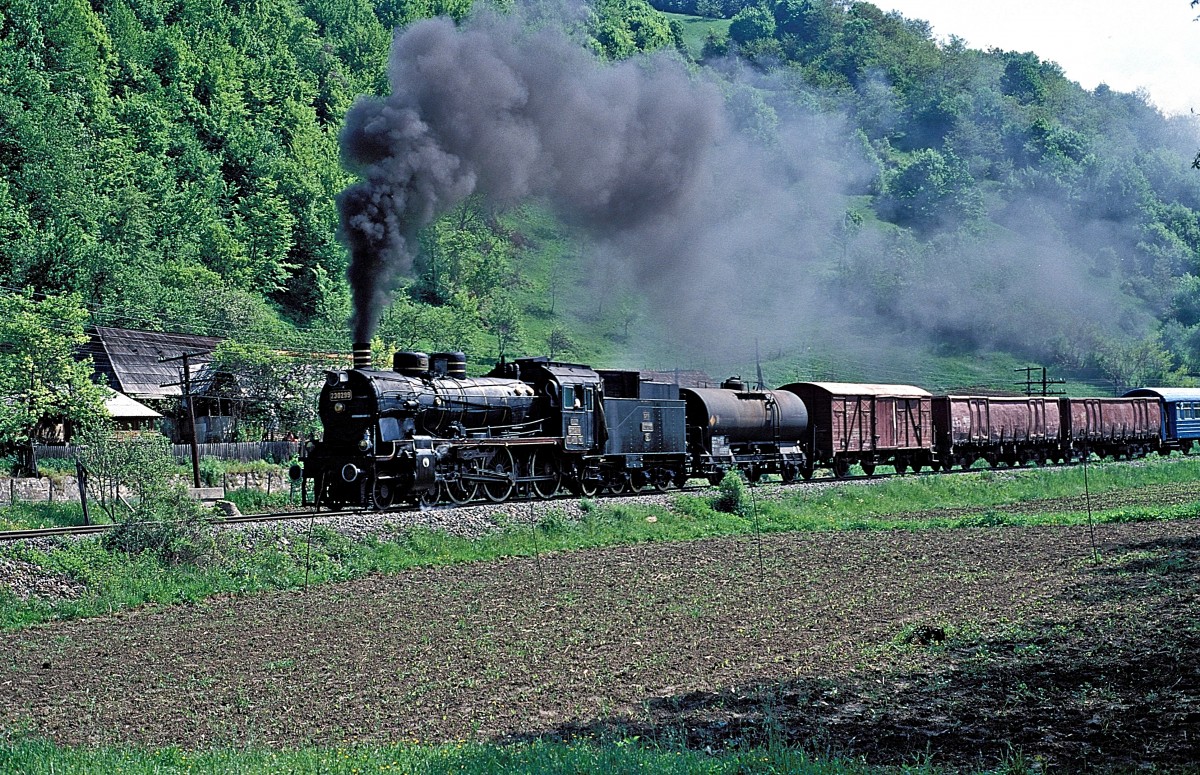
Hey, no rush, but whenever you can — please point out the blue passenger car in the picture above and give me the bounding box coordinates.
[1122,388,1200,454]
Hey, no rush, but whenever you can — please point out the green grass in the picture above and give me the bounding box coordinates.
[0,502,90,530]
[661,12,731,59]
[0,735,1024,774]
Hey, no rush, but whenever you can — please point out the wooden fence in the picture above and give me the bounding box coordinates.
[35,441,300,465]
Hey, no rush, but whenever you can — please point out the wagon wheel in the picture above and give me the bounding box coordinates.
[861,463,877,477]
[530,449,561,500]
[649,470,671,492]
[832,458,850,478]
[609,473,637,494]
[482,447,515,503]
[672,472,690,488]
[577,474,599,497]
[892,461,906,475]
[799,462,814,481]
[911,462,923,473]
[780,464,797,484]
[746,466,762,483]
[707,471,725,486]
[444,473,478,505]
[959,457,973,471]
[371,478,395,510]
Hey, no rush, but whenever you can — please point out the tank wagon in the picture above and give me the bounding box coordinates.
[680,378,809,483]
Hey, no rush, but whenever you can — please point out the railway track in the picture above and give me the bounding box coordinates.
[0,456,1151,543]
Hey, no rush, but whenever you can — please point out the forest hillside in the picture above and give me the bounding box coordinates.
[2,0,1198,393]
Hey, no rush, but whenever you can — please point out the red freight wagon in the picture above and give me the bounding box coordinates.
[1059,397,1161,460]
[932,396,1063,469]
[779,382,934,477]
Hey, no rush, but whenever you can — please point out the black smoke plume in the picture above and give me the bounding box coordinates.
[338,14,726,342]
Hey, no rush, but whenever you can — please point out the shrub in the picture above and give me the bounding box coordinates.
[710,470,750,517]
[101,499,214,566]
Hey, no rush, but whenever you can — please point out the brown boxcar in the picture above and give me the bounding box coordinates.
[1060,397,1161,459]
[778,382,934,477]
[932,396,1063,469]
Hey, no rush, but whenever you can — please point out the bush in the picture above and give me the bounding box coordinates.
[710,470,750,517]
[75,425,216,564]
[101,495,214,565]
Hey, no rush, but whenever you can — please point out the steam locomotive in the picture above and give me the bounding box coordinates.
[295,345,807,508]
[294,344,1189,510]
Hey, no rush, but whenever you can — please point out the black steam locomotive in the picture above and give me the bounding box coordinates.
[295,345,809,509]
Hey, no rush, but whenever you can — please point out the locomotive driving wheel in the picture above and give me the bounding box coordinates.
[417,486,440,508]
[482,447,515,503]
[444,474,478,505]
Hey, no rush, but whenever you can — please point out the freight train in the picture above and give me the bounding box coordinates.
[292,345,1193,509]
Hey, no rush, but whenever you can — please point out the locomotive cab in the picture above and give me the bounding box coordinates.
[490,358,602,452]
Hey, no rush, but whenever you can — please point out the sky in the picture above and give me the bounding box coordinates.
[869,0,1199,116]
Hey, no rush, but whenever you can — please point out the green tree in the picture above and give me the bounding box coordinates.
[1096,334,1177,392]
[588,0,678,59]
[0,291,107,472]
[881,149,984,232]
[481,294,523,361]
[77,422,212,564]
[207,341,322,441]
[729,4,776,45]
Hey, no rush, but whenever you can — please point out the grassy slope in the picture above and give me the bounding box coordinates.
[501,203,1113,395]
[661,11,732,59]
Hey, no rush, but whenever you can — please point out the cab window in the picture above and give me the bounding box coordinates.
[583,386,594,410]
[379,417,401,441]
[562,385,576,409]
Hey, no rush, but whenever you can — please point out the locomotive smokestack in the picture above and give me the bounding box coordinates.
[352,342,372,370]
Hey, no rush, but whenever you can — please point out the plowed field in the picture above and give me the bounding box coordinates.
[3,521,1197,770]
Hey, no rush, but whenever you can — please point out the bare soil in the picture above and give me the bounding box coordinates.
[2,520,1197,771]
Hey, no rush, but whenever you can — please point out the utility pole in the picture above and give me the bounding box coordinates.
[160,351,207,488]
[1015,366,1065,397]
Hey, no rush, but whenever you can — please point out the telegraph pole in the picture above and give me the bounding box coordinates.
[160,351,206,488]
[1015,366,1065,397]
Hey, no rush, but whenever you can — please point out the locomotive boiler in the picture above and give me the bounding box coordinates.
[303,345,539,508]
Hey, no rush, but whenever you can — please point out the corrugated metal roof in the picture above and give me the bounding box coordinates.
[788,382,933,397]
[89,326,222,399]
[104,388,162,419]
[1123,387,1200,402]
